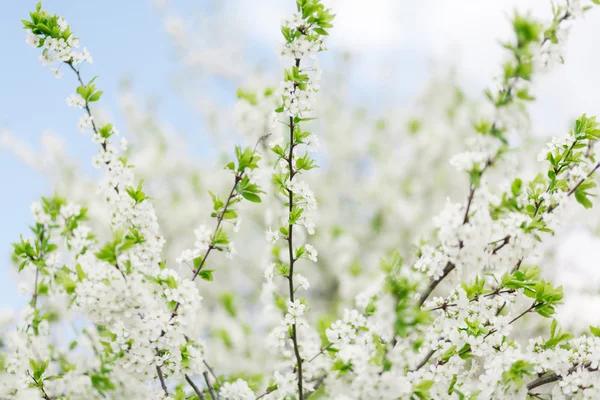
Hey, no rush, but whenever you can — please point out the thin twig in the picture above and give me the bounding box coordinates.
[507,301,537,326]
[418,262,456,306]
[255,387,276,399]
[186,374,207,400]
[412,348,437,372]
[307,343,333,363]
[156,364,168,396]
[28,371,51,400]
[203,360,223,387]
[203,371,218,400]
[491,235,510,254]
[26,228,46,333]
[462,186,476,224]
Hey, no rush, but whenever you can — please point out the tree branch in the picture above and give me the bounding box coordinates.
[186,374,207,400]
[203,371,218,400]
[156,364,168,396]
[286,57,305,400]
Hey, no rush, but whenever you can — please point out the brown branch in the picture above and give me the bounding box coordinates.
[526,372,561,391]
[418,262,456,306]
[286,57,305,400]
[203,371,218,400]
[462,186,476,224]
[527,361,594,392]
[491,235,510,254]
[203,360,222,387]
[156,364,168,396]
[412,348,437,372]
[186,375,207,400]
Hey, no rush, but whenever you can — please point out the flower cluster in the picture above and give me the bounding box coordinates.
[23,2,91,74]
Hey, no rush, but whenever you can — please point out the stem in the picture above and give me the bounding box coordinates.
[418,161,492,306]
[462,186,476,224]
[507,301,537,326]
[32,260,41,310]
[282,57,305,400]
[203,360,222,387]
[170,172,242,320]
[165,175,239,395]
[526,373,560,391]
[156,363,168,396]
[186,375,207,400]
[203,371,218,400]
[28,372,51,400]
[26,227,46,333]
[66,62,104,153]
[491,235,510,254]
[189,175,241,283]
[526,361,594,392]
[412,348,437,372]
[166,173,242,396]
[418,262,456,306]
[567,162,600,197]
[307,343,333,363]
[255,388,276,400]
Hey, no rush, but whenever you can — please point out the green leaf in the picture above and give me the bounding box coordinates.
[222,209,238,220]
[242,192,262,203]
[198,270,214,281]
[535,303,556,318]
[575,189,593,209]
[88,90,103,102]
[511,179,522,196]
[413,380,434,400]
[440,345,457,363]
